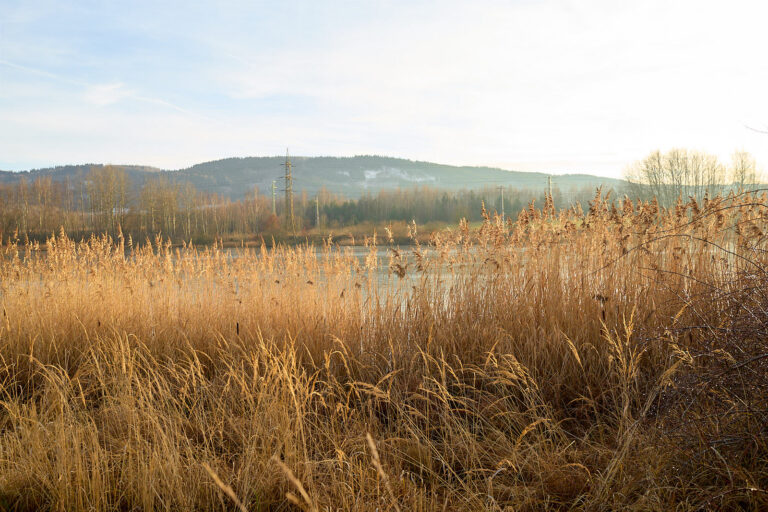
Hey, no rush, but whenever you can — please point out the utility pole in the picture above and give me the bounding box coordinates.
[283,148,295,234]
[271,180,276,215]
[498,185,505,221]
[315,196,320,228]
[548,176,554,210]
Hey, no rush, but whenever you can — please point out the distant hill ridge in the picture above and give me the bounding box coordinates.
[0,156,624,199]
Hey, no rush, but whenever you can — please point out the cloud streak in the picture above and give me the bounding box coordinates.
[1,0,767,175]
[0,58,210,119]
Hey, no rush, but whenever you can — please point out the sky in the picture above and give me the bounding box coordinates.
[1,0,767,178]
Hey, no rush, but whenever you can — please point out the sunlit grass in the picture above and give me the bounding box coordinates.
[0,190,766,510]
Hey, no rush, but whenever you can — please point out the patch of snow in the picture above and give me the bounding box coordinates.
[362,167,436,183]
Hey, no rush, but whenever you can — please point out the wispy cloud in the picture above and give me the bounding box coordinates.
[1,1,767,174]
[1,57,215,123]
[0,58,86,87]
[83,82,131,106]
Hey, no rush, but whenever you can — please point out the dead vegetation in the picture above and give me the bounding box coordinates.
[0,189,766,511]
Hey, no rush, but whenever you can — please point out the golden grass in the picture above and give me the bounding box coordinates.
[0,190,766,511]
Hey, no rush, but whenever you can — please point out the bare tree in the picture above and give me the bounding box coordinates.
[729,150,760,190]
[624,149,727,205]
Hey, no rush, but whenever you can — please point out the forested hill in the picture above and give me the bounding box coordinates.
[0,156,625,199]
[173,156,625,199]
[0,164,162,183]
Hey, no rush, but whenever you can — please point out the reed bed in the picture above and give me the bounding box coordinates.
[0,190,766,511]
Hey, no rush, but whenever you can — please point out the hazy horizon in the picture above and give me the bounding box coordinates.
[0,153,628,180]
[1,0,767,177]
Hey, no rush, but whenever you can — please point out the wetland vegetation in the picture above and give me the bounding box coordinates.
[0,190,766,510]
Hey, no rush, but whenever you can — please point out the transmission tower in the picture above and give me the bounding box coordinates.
[283,148,295,234]
[498,185,505,221]
[271,180,277,216]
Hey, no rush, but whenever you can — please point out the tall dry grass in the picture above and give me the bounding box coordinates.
[0,190,766,511]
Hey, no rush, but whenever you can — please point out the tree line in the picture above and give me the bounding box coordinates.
[0,165,604,243]
[624,149,762,204]
[0,149,761,243]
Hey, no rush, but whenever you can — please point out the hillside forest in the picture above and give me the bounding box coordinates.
[0,167,601,243]
[0,149,761,244]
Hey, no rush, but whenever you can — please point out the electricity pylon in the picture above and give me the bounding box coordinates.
[283,149,295,234]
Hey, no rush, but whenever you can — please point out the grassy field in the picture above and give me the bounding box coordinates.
[0,190,766,511]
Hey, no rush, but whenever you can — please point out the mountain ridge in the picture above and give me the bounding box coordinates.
[0,155,625,199]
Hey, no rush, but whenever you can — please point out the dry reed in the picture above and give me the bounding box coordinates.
[0,190,766,510]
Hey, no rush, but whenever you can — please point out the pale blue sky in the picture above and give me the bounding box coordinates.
[1,0,766,177]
